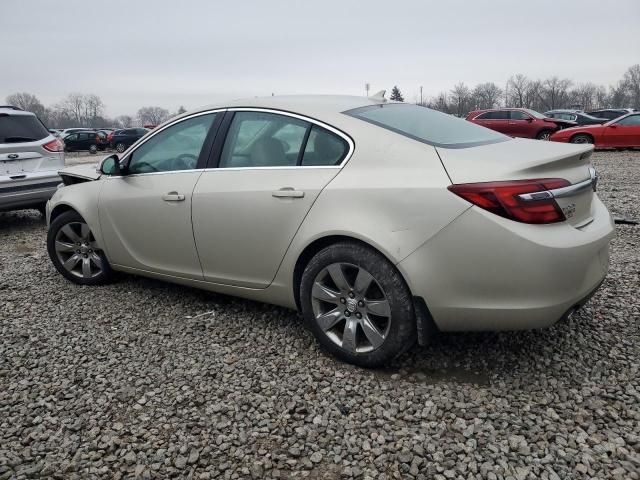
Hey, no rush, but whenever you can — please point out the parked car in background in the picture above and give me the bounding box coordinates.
[550,111,640,148]
[585,109,633,121]
[46,96,613,366]
[110,128,148,152]
[63,130,104,154]
[57,128,90,139]
[466,108,576,140]
[544,110,608,126]
[1,106,64,213]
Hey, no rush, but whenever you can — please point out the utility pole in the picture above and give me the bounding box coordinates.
[365,83,370,97]
[420,86,423,105]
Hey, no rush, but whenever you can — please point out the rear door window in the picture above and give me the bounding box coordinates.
[0,114,49,143]
[301,126,348,166]
[509,111,530,120]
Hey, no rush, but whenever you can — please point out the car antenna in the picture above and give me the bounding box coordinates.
[369,90,387,103]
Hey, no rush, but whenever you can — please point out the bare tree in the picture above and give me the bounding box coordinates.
[137,106,169,125]
[571,83,598,111]
[621,64,640,108]
[507,74,529,107]
[113,115,134,128]
[470,82,503,110]
[427,92,450,113]
[5,92,46,117]
[449,83,471,116]
[540,77,572,110]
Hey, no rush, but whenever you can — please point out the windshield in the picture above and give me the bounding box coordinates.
[344,103,509,148]
[0,114,49,143]
[524,109,546,119]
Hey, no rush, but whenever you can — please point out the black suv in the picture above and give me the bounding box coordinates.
[111,128,148,153]
[63,130,104,154]
[585,109,633,121]
[544,110,608,126]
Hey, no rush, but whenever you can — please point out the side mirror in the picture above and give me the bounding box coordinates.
[525,117,533,122]
[99,154,121,175]
[608,124,617,128]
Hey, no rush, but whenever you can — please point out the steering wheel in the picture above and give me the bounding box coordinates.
[172,153,198,170]
[130,161,159,173]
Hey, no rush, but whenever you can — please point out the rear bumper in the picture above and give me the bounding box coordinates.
[398,196,615,331]
[0,173,61,212]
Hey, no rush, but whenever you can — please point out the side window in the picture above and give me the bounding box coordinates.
[475,112,493,120]
[509,111,529,120]
[302,126,348,166]
[79,133,89,140]
[127,113,216,174]
[616,115,640,126]
[66,134,77,141]
[219,111,310,168]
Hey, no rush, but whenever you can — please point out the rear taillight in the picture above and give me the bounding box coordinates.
[43,138,64,152]
[448,178,570,224]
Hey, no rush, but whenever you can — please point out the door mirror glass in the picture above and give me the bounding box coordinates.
[100,154,120,175]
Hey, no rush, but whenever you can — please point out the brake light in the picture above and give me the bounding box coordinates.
[448,178,570,224]
[43,138,64,152]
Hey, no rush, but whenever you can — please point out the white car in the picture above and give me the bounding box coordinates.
[45,95,614,366]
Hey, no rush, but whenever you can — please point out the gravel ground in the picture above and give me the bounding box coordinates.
[1,151,638,480]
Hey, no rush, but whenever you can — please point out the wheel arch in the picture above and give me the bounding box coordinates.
[49,203,78,224]
[292,234,406,311]
[570,132,595,144]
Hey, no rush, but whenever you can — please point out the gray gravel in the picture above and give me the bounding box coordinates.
[1,150,639,479]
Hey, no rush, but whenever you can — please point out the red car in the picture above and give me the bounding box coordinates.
[466,108,576,140]
[550,112,640,148]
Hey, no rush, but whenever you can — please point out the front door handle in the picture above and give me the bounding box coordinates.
[162,192,185,202]
[272,188,305,199]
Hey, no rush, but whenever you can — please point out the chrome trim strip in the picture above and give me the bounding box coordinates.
[517,167,597,202]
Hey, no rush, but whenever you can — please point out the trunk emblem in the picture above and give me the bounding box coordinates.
[7,154,19,159]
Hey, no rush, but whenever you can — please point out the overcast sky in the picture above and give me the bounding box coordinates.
[2,0,639,116]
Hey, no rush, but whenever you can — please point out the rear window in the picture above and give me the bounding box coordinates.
[0,114,49,143]
[345,104,508,148]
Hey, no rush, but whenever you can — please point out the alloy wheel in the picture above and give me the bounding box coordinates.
[311,262,391,354]
[116,143,125,153]
[54,222,104,279]
[538,132,551,141]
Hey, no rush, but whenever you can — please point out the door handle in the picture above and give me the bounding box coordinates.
[272,188,305,199]
[162,192,185,202]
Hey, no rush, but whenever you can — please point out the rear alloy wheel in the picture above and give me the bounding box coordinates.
[89,144,98,154]
[300,242,416,367]
[47,210,113,285]
[116,143,126,153]
[536,130,553,141]
[570,134,593,144]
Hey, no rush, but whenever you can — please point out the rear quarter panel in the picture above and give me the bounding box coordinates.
[269,120,470,301]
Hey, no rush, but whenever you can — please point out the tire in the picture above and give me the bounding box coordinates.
[116,143,126,153]
[89,145,98,154]
[47,210,114,286]
[570,134,593,145]
[36,203,47,216]
[300,242,416,367]
[536,129,553,141]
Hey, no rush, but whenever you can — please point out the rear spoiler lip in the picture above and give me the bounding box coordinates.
[518,167,597,202]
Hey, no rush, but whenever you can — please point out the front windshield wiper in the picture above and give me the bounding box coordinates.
[1,136,38,143]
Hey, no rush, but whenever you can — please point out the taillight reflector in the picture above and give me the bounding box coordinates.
[43,138,64,152]
[448,178,570,224]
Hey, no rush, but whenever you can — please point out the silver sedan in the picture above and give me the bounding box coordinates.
[46,95,614,366]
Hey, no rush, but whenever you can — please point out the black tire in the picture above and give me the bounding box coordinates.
[116,143,126,153]
[300,242,416,367]
[36,203,47,216]
[536,129,553,141]
[47,210,114,286]
[570,134,594,144]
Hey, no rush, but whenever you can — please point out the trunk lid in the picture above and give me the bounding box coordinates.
[437,138,596,227]
[0,141,64,175]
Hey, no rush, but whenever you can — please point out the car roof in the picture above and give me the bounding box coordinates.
[0,107,36,116]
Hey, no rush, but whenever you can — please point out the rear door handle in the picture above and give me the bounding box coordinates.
[162,192,185,202]
[272,188,305,199]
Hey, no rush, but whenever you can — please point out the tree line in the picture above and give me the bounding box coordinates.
[395,63,640,116]
[3,92,186,129]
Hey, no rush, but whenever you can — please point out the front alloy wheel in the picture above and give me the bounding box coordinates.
[300,242,416,367]
[47,210,113,285]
